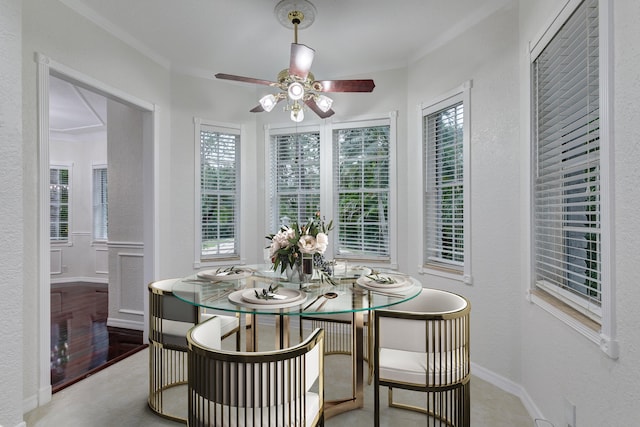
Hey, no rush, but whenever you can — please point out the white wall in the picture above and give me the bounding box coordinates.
[21,0,171,411]
[517,1,640,426]
[406,1,523,384]
[12,0,640,426]
[0,1,24,426]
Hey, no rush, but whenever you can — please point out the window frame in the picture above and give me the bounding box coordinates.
[194,117,243,267]
[419,82,472,285]
[92,164,108,243]
[527,0,617,358]
[264,113,398,267]
[50,164,72,245]
[330,116,396,263]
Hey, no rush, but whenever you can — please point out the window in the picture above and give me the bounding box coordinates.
[269,129,321,229]
[196,120,241,262]
[50,166,70,242]
[92,166,108,241]
[333,124,391,260]
[421,83,471,281]
[267,115,396,264]
[531,0,603,320]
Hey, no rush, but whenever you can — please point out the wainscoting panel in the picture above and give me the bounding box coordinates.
[108,242,144,331]
[50,249,62,275]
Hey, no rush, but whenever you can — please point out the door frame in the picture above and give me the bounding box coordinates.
[35,52,159,405]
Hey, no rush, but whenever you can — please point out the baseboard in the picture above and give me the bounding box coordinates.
[106,317,144,331]
[471,362,544,421]
[50,276,108,284]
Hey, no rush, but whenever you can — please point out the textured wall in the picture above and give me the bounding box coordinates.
[0,0,24,426]
[518,1,640,426]
[406,2,522,382]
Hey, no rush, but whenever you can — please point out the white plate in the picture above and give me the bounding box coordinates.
[197,268,253,281]
[241,288,304,305]
[228,289,308,309]
[356,274,409,289]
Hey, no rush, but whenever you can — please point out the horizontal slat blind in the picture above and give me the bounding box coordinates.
[92,167,108,241]
[532,0,601,315]
[270,131,321,229]
[50,167,69,241]
[200,127,239,258]
[424,102,464,268]
[333,125,390,259]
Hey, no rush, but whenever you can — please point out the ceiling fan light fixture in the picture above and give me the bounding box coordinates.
[287,82,305,101]
[259,94,278,112]
[315,94,333,113]
[290,102,305,122]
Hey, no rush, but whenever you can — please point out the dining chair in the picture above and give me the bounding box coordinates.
[187,326,325,427]
[373,288,471,427]
[147,278,239,423]
[299,312,373,383]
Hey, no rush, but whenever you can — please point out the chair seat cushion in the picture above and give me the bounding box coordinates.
[379,347,467,386]
[202,313,239,337]
[161,316,221,349]
[192,392,320,427]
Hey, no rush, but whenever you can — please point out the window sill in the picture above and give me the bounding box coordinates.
[528,288,617,358]
[419,264,472,285]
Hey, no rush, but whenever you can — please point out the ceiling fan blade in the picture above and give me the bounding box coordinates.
[215,73,277,86]
[289,43,315,79]
[314,79,375,93]
[250,104,265,113]
[305,99,335,119]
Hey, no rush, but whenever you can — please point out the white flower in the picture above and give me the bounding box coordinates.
[315,232,328,254]
[269,227,295,257]
[298,235,318,254]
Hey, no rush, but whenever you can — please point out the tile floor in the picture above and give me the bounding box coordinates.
[25,324,534,427]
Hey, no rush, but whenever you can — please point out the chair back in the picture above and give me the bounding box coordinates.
[188,327,325,427]
[375,288,470,385]
[149,278,199,348]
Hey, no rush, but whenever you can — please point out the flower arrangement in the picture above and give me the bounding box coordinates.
[266,212,333,274]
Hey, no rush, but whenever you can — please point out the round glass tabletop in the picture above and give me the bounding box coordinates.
[172,264,422,316]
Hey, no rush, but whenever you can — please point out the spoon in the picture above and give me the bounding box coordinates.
[303,292,338,311]
[315,292,338,311]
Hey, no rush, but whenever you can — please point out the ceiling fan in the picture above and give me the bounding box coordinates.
[215,0,375,122]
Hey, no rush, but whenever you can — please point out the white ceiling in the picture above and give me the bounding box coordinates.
[51,0,512,134]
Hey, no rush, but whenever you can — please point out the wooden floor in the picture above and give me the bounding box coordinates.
[50,282,145,392]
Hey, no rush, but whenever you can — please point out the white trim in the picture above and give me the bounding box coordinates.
[58,0,171,69]
[36,54,52,406]
[193,117,244,267]
[35,52,159,406]
[527,0,617,359]
[106,317,145,331]
[107,240,144,249]
[50,276,108,284]
[471,362,545,421]
[420,81,473,286]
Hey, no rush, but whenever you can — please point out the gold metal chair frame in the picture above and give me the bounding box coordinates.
[187,326,326,427]
[300,313,374,383]
[148,280,241,423]
[373,289,471,427]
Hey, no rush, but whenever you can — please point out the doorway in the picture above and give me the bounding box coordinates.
[37,53,157,402]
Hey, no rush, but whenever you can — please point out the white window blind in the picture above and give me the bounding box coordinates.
[333,125,390,259]
[92,167,108,241]
[532,0,601,317]
[50,167,69,242]
[269,131,321,229]
[200,126,240,259]
[424,101,464,269]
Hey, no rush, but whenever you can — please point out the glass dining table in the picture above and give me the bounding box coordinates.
[172,263,422,418]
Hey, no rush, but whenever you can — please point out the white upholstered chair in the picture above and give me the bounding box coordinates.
[373,288,471,427]
[147,278,239,423]
[187,326,325,427]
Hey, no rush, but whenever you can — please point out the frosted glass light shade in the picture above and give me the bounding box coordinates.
[259,94,278,112]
